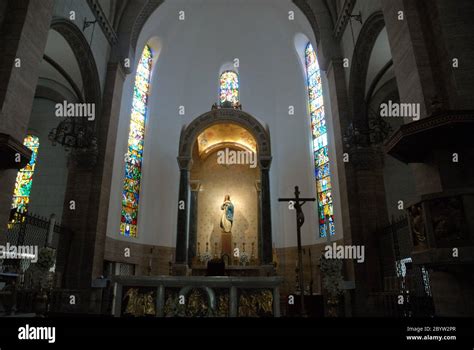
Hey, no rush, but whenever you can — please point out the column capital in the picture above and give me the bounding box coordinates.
[259,156,272,170]
[190,180,201,192]
[177,156,192,170]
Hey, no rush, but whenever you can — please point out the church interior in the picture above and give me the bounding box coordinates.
[0,0,473,321]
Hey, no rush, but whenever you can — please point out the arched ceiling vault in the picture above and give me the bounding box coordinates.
[112,0,339,73]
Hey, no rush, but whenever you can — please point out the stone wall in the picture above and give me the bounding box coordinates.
[104,237,175,276]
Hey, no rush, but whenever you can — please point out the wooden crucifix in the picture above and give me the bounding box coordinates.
[279,186,316,316]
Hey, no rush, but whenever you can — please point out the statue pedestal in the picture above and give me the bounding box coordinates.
[221,232,232,257]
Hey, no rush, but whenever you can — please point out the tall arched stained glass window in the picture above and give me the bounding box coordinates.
[11,135,40,222]
[219,71,239,106]
[120,45,153,237]
[305,42,335,237]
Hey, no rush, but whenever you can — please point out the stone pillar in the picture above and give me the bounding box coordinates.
[175,157,191,270]
[188,180,200,265]
[383,0,474,316]
[259,157,272,265]
[255,180,262,264]
[381,0,438,122]
[90,62,127,279]
[0,0,54,233]
[349,147,387,315]
[382,0,447,196]
[57,62,128,289]
[326,58,356,285]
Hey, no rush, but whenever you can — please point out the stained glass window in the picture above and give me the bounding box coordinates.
[219,71,239,106]
[305,42,335,237]
[120,45,153,237]
[11,135,40,221]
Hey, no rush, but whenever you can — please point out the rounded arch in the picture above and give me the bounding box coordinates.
[178,109,271,168]
[219,62,238,76]
[50,18,102,114]
[293,32,313,82]
[176,108,274,267]
[348,11,386,131]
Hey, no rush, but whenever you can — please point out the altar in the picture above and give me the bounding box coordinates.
[191,265,270,277]
[112,275,283,317]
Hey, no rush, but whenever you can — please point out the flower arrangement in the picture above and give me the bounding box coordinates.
[239,252,250,265]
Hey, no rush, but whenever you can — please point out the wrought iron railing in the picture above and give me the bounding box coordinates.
[374,215,434,317]
[5,212,64,250]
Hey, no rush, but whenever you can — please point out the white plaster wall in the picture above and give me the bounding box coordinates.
[106,0,343,249]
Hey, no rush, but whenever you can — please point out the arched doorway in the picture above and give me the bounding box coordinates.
[175,108,273,271]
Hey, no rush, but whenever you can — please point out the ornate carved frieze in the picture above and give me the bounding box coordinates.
[86,0,118,45]
[408,193,473,251]
[178,109,271,160]
[334,0,356,40]
[385,110,474,163]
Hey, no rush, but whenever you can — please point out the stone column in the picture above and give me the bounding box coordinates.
[326,58,357,284]
[188,180,200,265]
[383,0,474,316]
[174,157,192,272]
[255,180,262,264]
[259,157,273,265]
[0,0,54,233]
[56,62,128,289]
[382,0,446,195]
[342,146,389,316]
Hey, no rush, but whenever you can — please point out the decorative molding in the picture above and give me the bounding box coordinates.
[0,133,32,170]
[50,18,102,113]
[385,110,474,163]
[293,0,321,44]
[86,0,118,45]
[333,0,356,40]
[177,156,193,171]
[178,109,272,161]
[348,11,385,127]
[131,0,165,52]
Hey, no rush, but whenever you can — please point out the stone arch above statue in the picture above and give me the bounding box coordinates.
[174,108,274,273]
[178,108,272,168]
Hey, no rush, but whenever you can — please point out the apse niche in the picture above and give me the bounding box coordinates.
[191,123,260,263]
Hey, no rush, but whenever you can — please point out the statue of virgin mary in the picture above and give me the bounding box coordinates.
[220,195,234,233]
